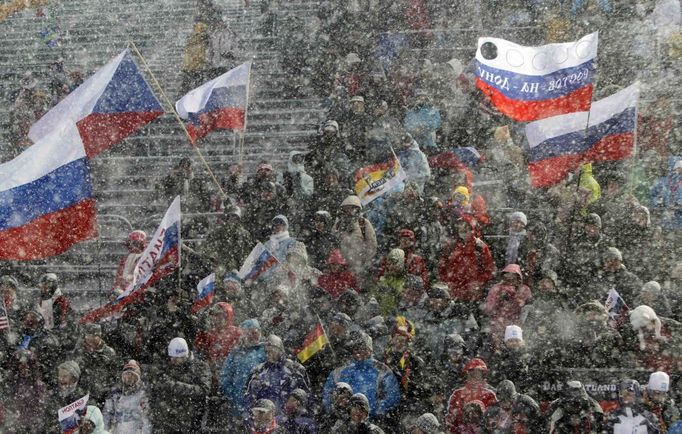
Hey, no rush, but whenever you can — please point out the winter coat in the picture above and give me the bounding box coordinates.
[201,221,254,271]
[43,386,90,434]
[74,343,121,405]
[84,405,111,434]
[370,273,406,317]
[604,404,660,434]
[331,420,386,433]
[276,411,318,434]
[446,381,497,433]
[323,357,401,418]
[2,371,48,433]
[398,140,431,194]
[112,252,142,296]
[36,288,71,331]
[304,229,339,270]
[15,327,60,385]
[586,265,643,308]
[245,357,311,414]
[149,354,211,432]
[318,269,360,300]
[483,283,532,345]
[377,248,430,290]
[645,398,680,433]
[219,342,267,415]
[194,302,241,372]
[103,382,152,434]
[383,348,429,416]
[333,216,378,276]
[403,105,442,150]
[438,236,495,303]
[487,347,532,392]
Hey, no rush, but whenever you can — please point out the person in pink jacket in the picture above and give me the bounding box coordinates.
[483,264,531,349]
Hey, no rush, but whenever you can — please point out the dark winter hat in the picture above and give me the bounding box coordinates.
[404,274,424,292]
[603,247,623,262]
[58,360,81,380]
[83,323,102,336]
[444,333,465,350]
[331,312,352,327]
[585,213,602,228]
[266,334,285,352]
[289,388,308,405]
[428,283,450,300]
[496,380,518,402]
[240,318,261,330]
[334,382,353,394]
[0,275,18,289]
[413,413,440,433]
[350,393,370,412]
[252,399,276,414]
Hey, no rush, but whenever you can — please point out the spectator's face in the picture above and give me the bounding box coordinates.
[398,236,414,250]
[84,334,103,351]
[467,369,484,383]
[209,310,227,329]
[584,224,600,238]
[121,371,138,387]
[648,389,667,404]
[251,409,273,429]
[350,406,367,424]
[329,263,343,273]
[333,390,352,409]
[621,389,636,406]
[271,222,286,235]
[505,338,523,350]
[1,286,15,306]
[391,335,409,353]
[538,278,556,293]
[329,322,346,337]
[284,396,300,415]
[448,348,464,365]
[351,101,364,113]
[352,345,371,361]
[323,126,337,136]
[79,419,96,434]
[265,345,283,363]
[463,406,481,423]
[341,205,359,217]
[242,328,261,344]
[314,219,326,232]
[502,272,520,285]
[428,297,447,312]
[224,281,240,297]
[22,312,40,332]
[57,369,76,388]
[169,356,187,366]
[510,220,525,233]
[456,222,471,240]
[603,259,621,273]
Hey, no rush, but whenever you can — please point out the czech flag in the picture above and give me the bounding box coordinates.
[29,49,164,159]
[296,322,329,363]
[474,32,598,122]
[354,158,407,206]
[81,197,181,323]
[0,125,97,260]
[192,273,216,313]
[175,61,251,144]
[237,242,279,282]
[526,83,639,188]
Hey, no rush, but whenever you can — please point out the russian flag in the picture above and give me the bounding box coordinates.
[58,394,89,434]
[526,83,639,188]
[237,242,279,282]
[474,32,598,122]
[605,287,630,328]
[81,197,181,323]
[192,273,216,313]
[0,125,97,260]
[29,49,164,159]
[175,61,251,144]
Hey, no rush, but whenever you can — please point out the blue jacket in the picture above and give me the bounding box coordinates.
[219,342,266,415]
[323,358,400,418]
[403,106,441,150]
[650,157,682,229]
[245,358,310,413]
[277,412,318,434]
[398,140,431,194]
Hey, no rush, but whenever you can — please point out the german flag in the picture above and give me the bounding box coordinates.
[296,322,329,363]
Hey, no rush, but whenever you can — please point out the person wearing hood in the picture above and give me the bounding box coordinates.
[103,360,152,434]
[330,392,386,433]
[304,210,340,269]
[482,379,540,434]
[604,379,660,434]
[201,205,254,272]
[333,195,378,278]
[220,319,267,417]
[397,274,430,322]
[403,90,442,154]
[259,215,296,282]
[36,272,71,332]
[248,398,287,434]
[221,274,257,325]
[149,337,210,432]
[44,360,89,434]
[276,388,318,433]
[79,405,111,434]
[389,228,430,290]
[305,119,352,186]
[438,215,495,313]
[398,132,431,194]
[323,332,401,422]
[633,281,673,318]
[342,95,373,164]
[650,157,682,230]
[194,302,241,379]
[586,247,643,307]
[16,308,60,384]
[322,382,354,432]
[643,371,680,432]
[501,212,528,268]
[2,349,49,433]
[483,264,532,349]
[245,180,288,242]
[74,324,121,406]
[424,332,470,415]
[112,230,147,297]
[245,334,310,416]
[284,151,315,232]
[318,249,360,300]
[371,248,408,316]
[446,358,497,433]
[548,380,604,434]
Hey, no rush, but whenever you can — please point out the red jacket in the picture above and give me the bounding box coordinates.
[438,236,494,302]
[318,270,360,300]
[484,282,531,346]
[446,382,497,433]
[194,303,241,369]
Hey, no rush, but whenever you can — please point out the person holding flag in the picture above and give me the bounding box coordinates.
[333,195,378,278]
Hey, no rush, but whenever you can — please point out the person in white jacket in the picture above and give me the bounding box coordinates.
[103,360,152,434]
[397,133,431,195]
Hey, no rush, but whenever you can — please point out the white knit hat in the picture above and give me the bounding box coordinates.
[630,305,664,350]
[647,371,670,392]
[168,337,189,358]
[504,325,523,342]
[509,211,527,226]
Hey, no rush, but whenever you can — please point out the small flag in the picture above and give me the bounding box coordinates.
[80,197,181,323]
[474,32,598,121]
[0,298,9,330]
[29,49,164,159]
[237,243,279,282]
[0,124,97,260]
[295,322,329,363]
[605,288,630,328]
[354,158,407,206]
[192,273,216,313]
[58,394,89,434]
[525,83,639,188]
[176,61,251,144]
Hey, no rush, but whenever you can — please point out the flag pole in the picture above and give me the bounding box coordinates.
[239,59,254,164]
[315,312,337,361]
[127,41,226,200]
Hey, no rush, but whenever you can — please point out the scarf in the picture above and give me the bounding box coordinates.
[505,230,526,265]
[252,419,278,434]
[38,288,62,330]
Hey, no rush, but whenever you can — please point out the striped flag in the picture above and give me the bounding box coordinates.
[0,298,9,330]
[354,158,407,206]
[237,243,279,282]
[191,273,216,313]
[295,322,329,363]
[605,288,630,328]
